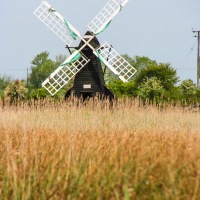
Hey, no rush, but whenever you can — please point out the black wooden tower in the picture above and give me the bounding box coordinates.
[65,31,114,100]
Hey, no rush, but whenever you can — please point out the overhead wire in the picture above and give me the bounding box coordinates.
[174,42,196,70]
[0,68,27,71]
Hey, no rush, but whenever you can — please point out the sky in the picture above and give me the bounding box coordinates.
[1,0,200,85]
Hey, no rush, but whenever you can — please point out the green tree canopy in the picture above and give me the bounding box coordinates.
[138,77,165,103]
[4,80,27,104]
[179,79,197,104]
[134,56,157,71]
[122,55,157,71]
[107,55,179,100]
[29,51,56,89]
[0,74,11,90]
[122,54,135,68]
[135,63,179,91]
[0,74,12,97]
[55,54,67,68]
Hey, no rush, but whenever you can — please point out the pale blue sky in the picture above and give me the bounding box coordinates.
[1,0,200,84]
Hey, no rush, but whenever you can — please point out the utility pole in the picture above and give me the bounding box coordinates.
[193,30,200,87]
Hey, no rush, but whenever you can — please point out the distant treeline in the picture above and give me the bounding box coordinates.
[1,52,200,108]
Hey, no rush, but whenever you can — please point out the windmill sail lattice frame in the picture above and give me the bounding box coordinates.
[34,1,80,47]
[42,51,90,96]
[96,42,137,82]
[87,0,129,35]
[34,0,137,97]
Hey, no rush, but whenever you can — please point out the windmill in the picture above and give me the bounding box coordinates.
[34,0,137,100]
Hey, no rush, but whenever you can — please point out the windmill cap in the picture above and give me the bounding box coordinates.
[84,31,94,36]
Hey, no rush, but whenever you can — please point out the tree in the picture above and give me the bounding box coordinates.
[134,56,157,71]
[55,54,67,68]
[29,52,56,89]
[4,80,27,105]
[135,63,179,99]
[107,79,136,98]
[138,77,165,103]
[106,55,179,100]
[179,79,197,104]
[122,55,157,71]
[30,88,49,100]
[122,54,136,68]
[0,74,11,97]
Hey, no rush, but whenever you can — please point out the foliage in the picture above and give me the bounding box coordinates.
[0,74,11,90]
[29,88,67,101]
[107,79,136,97]
[30,88,49,100]
[4,80,27,105]
[0,90,4,98]
[105,54,136,84]
[55,54,67,67]
[122,55,157,71]
[138,77,165,103]
[3,51,200,104]
[29,51,56,89]
[179,79,196,96]
[133,55,157,71]
[179,79,199,105]
[107,79,127,97]
[0,74,12,98]
[134,63,179,91]
[106,55,180,103]
[122,54,136,68]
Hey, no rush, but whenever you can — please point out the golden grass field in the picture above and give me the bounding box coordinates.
[0,98,200,199]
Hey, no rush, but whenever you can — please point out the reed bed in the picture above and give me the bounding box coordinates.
[0,98,200,199]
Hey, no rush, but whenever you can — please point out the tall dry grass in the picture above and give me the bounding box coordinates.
[0,98,200,199]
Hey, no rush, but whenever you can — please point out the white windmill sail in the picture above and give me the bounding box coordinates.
[42,51,90,96]
[87,0,129,35]
[34,0,81,47]
[34,1,137,96]
[96,42,137,82]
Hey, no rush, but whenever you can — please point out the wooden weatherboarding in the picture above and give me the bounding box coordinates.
[34,0,137,100]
